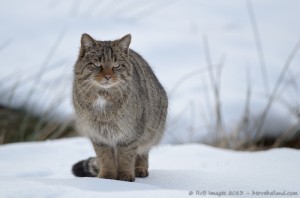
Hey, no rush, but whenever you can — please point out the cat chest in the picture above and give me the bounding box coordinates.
[93,96,107,110]
[86,121,134,146]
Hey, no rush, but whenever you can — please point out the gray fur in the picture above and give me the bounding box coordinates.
[72,33,168,181]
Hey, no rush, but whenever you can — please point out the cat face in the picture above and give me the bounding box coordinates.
[74,34,132,89]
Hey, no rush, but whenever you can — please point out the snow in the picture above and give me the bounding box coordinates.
[1,1,299,197]
[0,137,299,197]
[1,2,300,196]
[1,0,300,143]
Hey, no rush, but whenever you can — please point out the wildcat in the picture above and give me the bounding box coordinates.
[71,33,168,182]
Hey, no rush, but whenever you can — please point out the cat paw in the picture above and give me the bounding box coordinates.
[98,171,117,180]
[117,172,135,182]
[135,167,149,178]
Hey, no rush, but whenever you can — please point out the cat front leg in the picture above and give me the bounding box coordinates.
[92,142,117,180]
[117,143,137,182]
[135,152,149,178]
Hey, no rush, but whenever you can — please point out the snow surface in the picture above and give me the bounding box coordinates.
[1,0,300,143]
[0,137,299,198]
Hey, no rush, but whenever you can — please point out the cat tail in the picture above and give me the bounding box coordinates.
[72,157,99,177]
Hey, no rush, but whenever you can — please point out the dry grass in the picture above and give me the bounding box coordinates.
[1,0,299,150]
[0,0,180,144]
[0,28,76,145]
[166,0,300,150]
[0,105,75,144]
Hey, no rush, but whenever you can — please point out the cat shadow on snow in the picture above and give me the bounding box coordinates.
[37,169,206,192]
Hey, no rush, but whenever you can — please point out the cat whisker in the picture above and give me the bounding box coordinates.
[76,81,93,97]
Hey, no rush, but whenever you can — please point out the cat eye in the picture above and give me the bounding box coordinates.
[113,64,121,69]
[115,63,126,68]
[93,63,102,69]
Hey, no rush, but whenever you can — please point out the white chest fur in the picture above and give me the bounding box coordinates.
[93,96,107,110]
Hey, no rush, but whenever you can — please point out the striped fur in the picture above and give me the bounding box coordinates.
[72,157,99,177]
[72,34,168,181]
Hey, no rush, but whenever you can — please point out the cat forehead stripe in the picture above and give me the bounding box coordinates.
[98,44,116,62]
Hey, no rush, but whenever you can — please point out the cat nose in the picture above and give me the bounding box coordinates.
[104,75,111,80]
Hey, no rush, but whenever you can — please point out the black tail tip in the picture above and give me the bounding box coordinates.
[72,160,87,177]
[72,160,95,177]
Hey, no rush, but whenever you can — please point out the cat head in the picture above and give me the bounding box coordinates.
[74,33,132,89]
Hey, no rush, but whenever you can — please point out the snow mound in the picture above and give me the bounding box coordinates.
[0,138,299,198]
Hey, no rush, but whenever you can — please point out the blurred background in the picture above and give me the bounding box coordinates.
[1,0,300,150]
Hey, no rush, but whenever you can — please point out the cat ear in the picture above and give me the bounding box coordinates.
[116,34,131,54]
[81,33,97,49]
